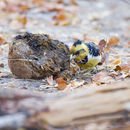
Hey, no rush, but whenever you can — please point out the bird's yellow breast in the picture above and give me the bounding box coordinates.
[77,56,100,70]
[70,40,101,70]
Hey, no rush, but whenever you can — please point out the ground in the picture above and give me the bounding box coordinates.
[0,0,130,129]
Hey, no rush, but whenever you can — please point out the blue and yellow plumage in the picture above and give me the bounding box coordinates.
[70,40,101,70]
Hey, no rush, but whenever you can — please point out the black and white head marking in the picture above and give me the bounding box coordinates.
[86,42,100,57]
[73,40,82,47]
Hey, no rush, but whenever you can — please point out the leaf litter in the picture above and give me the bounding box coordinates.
[0,0,129,89]
[0,0,130,129]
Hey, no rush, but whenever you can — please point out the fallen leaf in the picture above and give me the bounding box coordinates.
[0,63,4,67]
[56,77,68,90]
[0,73,7,78]
[9,84,15,88]
[0,36,6,44]
[46,75,54,86]
[33,0,43,6]
[57,0,63,3]
[92,70,115,84]
[70,79,87,88]
[53,11,79,26]
[22,86,28,89]
[109,71,118,78]
[120,64,130,71]
[71,0,78,5]
[108,37,120,47]
[114,65,121,72]
[17,16,27,27]
[98,39,107,52]
[114,60,120,65]
[2,2,30,13]
[18,4,29,12]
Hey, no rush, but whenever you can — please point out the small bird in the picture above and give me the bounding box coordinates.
[70,40,101,70]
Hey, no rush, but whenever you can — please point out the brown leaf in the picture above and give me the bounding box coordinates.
[53,11,78,26]
[2,2,29,13]
[33,0,43,6]
[114,60,121,65]
[0,63,4,68]
[98,39,107,52]
[0,48,3,55]
[0,36,6,44]
[56,77,68,90]
[120,63,130,71]
[17,16,27,27]
[92,70,115,84]
[18,4,29,12]
[0,73,7,78]
[46,75,54,86]
[9,84,15,88]
[108,37,120,47]
[71,0,78,5]
[114,65,121,72]
[57,0,63,4]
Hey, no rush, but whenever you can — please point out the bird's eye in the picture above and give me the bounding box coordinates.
[75,51,80,55]
[75,49,85,55]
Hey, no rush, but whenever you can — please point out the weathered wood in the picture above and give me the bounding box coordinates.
[40,79,130,127]
[0,79,130,129]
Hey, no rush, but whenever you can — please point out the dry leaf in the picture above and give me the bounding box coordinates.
[92,70,115,84]
[114,65,121,72]
[22,86,28,89]
[18,4,29,12]
[71,0,78,5]
[0,48,3,55]
[70,79,87,89]
[0,36,6,44]
[114,60,121,65]
[108,71,118,78]
[46,75,54,86]
[17,16,27,27]
[98,39,107,52]
[57,0,63,3]
[53,11,78,26]
[33,0,43,5]
[2,2,29,13]
[0,63,4,67]
[56,77,68,90]
[108,37,120,47]
[0,73,7,78]
[9,84,15,88]
[120,64,130,71]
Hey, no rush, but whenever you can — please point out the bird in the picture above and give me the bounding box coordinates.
[70,40,101,70]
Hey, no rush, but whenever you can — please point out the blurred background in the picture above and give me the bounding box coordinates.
[0,0,130,46]
[0,0,129,91]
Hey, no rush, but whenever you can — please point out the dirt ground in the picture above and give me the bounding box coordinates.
[0,0,129,92]
[0,0,130,129]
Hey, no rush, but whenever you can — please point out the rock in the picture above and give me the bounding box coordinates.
[8,32,70,79]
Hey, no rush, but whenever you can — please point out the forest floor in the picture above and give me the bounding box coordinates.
[0,0,129,91]
[0,0,130,129]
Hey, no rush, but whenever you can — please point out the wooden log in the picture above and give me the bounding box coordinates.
[0,79,130,129]
[39,79,130,127]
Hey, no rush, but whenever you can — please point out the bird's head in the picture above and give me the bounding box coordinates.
[70,40,89,62]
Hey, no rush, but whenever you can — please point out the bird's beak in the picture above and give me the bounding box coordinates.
[70,54,76,61]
